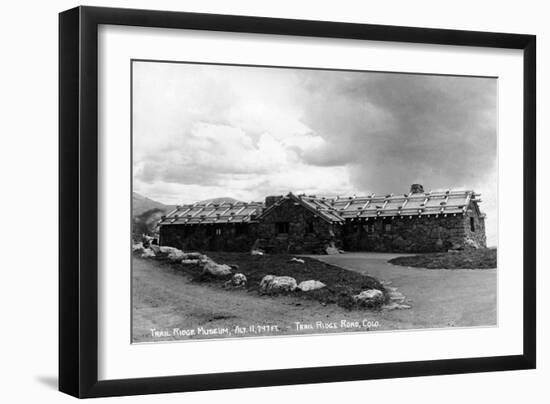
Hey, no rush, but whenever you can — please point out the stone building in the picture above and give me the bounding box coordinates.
[158,201,262,252]
[157,184,487,253]
[256,193,345,254]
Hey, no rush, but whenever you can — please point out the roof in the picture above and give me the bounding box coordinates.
[258,193,345,224]
[259,190,483,224]
[158,189,484,227]
[330,190,483,220]
[158,201,263,226]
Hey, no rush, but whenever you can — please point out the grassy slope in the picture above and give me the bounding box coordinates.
[162,252,387,309]
[132,192,175,216]
[388,248,497,269]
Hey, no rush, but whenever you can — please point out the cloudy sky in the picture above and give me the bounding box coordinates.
[132,61,497,245]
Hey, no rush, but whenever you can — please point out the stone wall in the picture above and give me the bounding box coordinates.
[464,211,487,248]
[158,201,487,253]
[342,215,471,253]
[256,199,342,253]
[159,223,258,252]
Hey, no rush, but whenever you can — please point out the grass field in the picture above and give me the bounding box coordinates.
[388,248,497,269]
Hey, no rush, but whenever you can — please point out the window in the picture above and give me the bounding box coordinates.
[362,224,375,233]
[215,228,222,236]
[306,221,315,234]
[470,217,475,232]
[383,219,392,232]
[276,222,289,234]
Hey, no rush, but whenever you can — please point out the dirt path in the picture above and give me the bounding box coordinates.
[133,253,497,343]
[132,257,376,342]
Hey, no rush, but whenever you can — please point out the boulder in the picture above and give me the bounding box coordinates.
[289,257,305,264]
[352,289,385,307]
[149,244,160,255]
[140,248,155,258]
[225,273,247,288]
[260,275,297,294]
[260,275,275,288]
[182,252,204,260]
[325,245,339,255]
[181,259,200,265]
[132,242,145,253]
[159,246,180,254]
[202,261,232,277]
[158,246,186,261]
[251,249,264,256]
[297,280,326,292]
[198,254,215,265]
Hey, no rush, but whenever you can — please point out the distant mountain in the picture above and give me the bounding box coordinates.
[132,192,175,216]
[198,197,241,204]
[132,193,242,239]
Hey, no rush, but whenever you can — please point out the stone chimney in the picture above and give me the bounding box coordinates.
[265,195,284,208]
[410,184,425,194]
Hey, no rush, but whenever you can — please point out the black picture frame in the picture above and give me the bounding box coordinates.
[59,5,536,398]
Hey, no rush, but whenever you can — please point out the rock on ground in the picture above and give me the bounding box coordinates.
[260,275,297,293]
[325,245,340,255]
[225,273,247,288]
[158,246,186,261]
[352,289,385,307]
[140,248,155,258]
[251,249,265,256]
[181,259,200,265]
[132,242,145,253]
[289,257,305,264]
[182,252,204,260]
[297,280,326,292]
[202,261,232,277]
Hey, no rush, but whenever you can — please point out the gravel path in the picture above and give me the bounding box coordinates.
[310,253,497,330]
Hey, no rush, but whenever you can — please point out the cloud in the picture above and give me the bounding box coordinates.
[297,71,497,193]
[132,62,497,245]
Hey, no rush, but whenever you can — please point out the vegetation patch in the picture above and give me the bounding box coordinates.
[388,248,497,269]
[165,252,388,310]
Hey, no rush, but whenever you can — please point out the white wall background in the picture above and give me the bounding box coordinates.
[0,0,546,402]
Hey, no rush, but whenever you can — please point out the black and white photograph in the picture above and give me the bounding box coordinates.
[131,60,498,343]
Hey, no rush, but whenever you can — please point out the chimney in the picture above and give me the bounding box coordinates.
[265,195,283,208]
[410,184,425,194]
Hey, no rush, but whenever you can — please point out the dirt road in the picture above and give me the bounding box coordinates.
[132,253,496,343]
[311,252,497,330]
